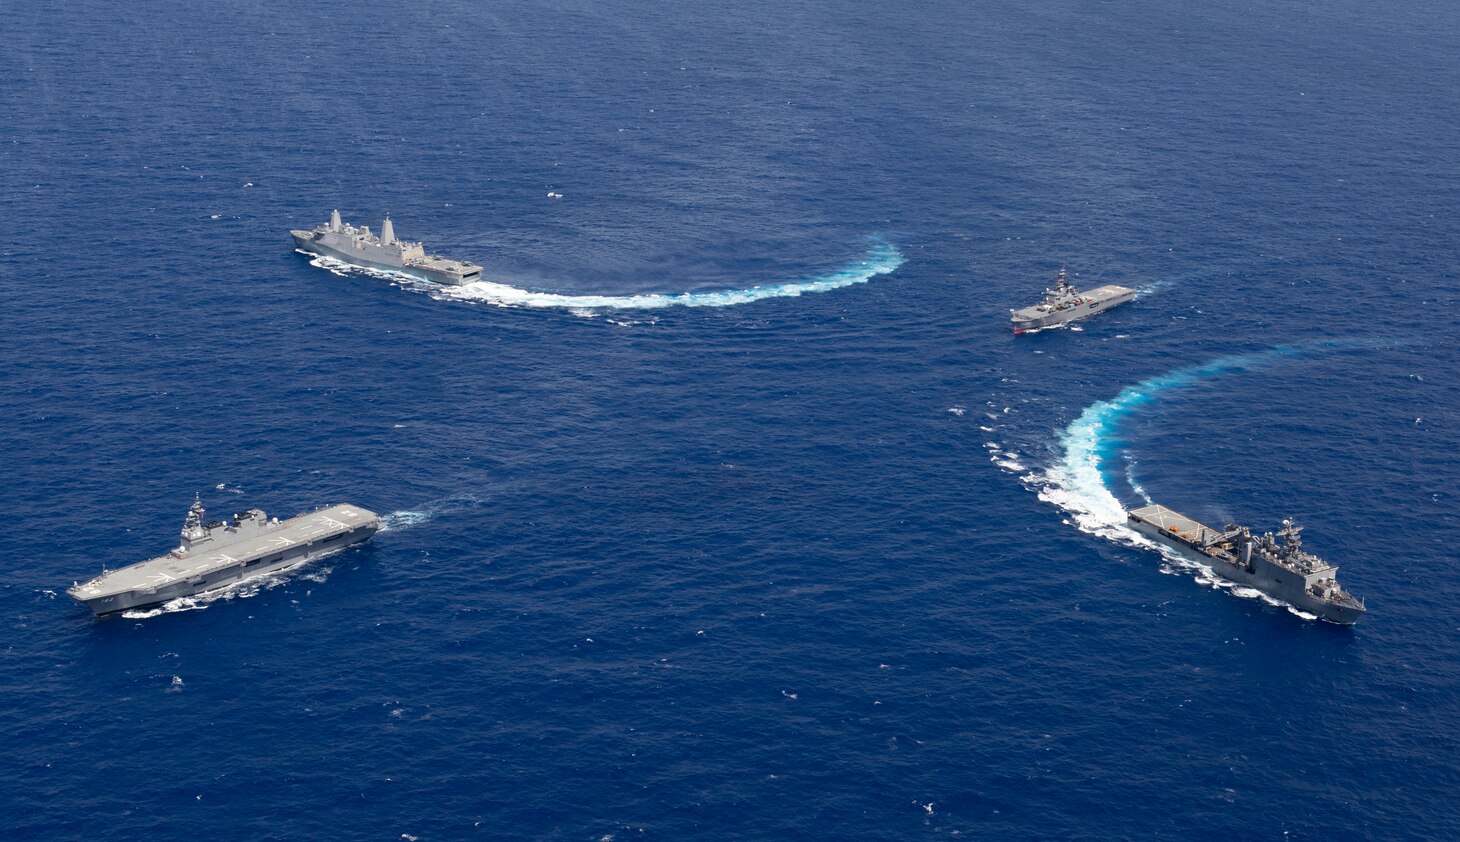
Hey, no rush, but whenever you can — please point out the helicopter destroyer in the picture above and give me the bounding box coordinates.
[1128,504,1366,624]
[292,210,483,285]
[1010,268,1135,333]
[67,497,380,616]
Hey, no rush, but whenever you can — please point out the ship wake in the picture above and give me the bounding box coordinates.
[1021,340,1383,618]
[311,239,904,314]
[1034,351,1290,541]
[378,494,486,532]
[119,555,344,619]
[118,496,485,617]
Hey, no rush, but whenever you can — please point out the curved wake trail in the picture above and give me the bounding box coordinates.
[315,240,904,312]
[1035,343,1344,537]
[1022,338,1397,616]
[443,240,904,310]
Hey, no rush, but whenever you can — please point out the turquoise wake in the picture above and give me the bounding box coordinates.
[1036,340,1386,539]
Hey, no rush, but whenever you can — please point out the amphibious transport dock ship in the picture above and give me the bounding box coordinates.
[292,210,483,285]
[67,497,380,616]
[1128,504,1365,624]
[1011,269,1135,333]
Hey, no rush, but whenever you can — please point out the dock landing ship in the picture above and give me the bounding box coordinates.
[1010,268,1134,333]
[67,497,379,616]
[292,209,483,285]
[1128,504,1365,624]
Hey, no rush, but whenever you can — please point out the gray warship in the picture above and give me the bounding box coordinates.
[67,497,380,616]
[292,210,483,285]
[1128,504,1366,624]
[1010,268,1135,333]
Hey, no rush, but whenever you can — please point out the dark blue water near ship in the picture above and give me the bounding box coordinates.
[3,0,1459,838]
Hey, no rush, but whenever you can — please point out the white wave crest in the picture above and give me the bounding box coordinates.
[984,441,1028,473]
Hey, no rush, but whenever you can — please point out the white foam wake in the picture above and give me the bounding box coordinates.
[119,556,341,619]
[1030,381,1170,543]
[306,241,904,311]
[1024,340,1388,619]
[1032,345,1319,542]
[378,494,486,532]
[1134,278,1179,299]
[1034,341,1395,533]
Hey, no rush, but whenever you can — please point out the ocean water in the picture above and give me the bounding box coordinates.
[3,0,1459,838]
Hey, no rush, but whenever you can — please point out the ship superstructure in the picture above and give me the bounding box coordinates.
[1010,268,1135,333]
[67,496,379,616]
[292,209,483,285]
[1128,504,1365,624]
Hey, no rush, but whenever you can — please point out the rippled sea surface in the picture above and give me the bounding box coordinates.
[3,0,1459,838]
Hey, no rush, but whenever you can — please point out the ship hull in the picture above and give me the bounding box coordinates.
[1128,519,1364,625]
[1011,286,1135,333]
[70,517,377,617]
[292,232,471,286]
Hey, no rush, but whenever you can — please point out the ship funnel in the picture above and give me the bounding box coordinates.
[330,209,342,231]
[381,216,395,245]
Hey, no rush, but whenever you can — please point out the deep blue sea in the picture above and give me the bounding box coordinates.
[3,1,1459,838]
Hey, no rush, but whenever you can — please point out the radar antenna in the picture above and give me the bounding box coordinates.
[180,493,207,547]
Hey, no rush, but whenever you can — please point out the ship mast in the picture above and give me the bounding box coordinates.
[179,493,207,551]
[1278,518,1303,551]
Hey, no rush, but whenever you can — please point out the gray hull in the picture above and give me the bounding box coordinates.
[1128,512,1365,625]
[1011,284,1135,332]
[69,503,379,617]
[71,526,376,615]
[293,233,470,286]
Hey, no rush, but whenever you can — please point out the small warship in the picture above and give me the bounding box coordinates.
[292,210,483,285]
[1128,504,1366,624]
[1010,268,1135,333]
[67,497,380,616]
